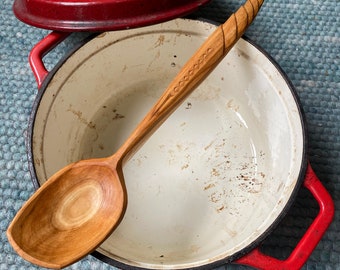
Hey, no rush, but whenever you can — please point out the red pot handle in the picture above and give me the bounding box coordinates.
[235,162,334,269]
[29,31,71,89]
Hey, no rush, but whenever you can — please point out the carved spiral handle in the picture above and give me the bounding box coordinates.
[222,0,264,52]
[115,0,265,162]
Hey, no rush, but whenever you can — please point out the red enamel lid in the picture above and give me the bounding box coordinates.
[13,0,211,32]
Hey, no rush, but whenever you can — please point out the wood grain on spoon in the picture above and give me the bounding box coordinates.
[8,162,126,269]
[7,0,264,268]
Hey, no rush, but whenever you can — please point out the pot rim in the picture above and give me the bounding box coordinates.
[26,18,308,269]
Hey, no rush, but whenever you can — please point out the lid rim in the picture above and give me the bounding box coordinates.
[13,0,211,31]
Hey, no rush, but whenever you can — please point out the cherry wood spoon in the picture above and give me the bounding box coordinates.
[7,0,264,268]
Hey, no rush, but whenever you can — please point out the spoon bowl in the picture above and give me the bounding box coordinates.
[7,0,264,268]
[9,158,126,268]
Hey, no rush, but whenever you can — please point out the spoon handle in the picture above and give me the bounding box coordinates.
[115,0,264,162]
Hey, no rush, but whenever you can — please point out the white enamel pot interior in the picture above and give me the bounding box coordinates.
[28,18,306,269]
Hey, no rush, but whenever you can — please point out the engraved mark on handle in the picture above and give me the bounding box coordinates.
[171,47,213,96]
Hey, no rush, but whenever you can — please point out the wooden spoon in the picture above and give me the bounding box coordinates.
[7,0,264,268]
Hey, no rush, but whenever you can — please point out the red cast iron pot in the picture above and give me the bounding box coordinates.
[26,21,334,270]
